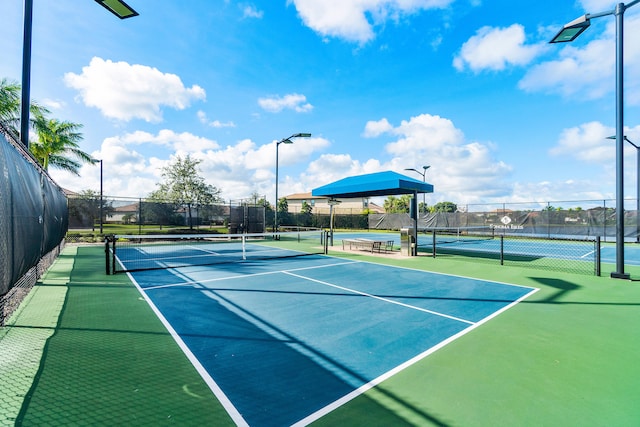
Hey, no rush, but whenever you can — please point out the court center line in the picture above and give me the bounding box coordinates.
[581,249,595,258]
[282,271,475,325]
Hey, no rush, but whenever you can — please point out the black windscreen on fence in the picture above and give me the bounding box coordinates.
[0,131,68,302]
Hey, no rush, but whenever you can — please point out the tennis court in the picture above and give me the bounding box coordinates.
[334,230,640,267]
[118,233,537,426]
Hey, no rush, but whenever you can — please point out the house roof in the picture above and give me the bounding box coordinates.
[285,192,326,200]
[312,171,433,199]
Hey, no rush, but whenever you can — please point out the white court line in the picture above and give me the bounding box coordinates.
[140,260,359,291]
[125,272,250,427]
[132,254,539,427]
[283,271,476,325]
[293,285,539,427]
[581,249,595,258]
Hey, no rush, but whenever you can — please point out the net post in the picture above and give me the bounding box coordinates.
[323,230,329,254]
[242,235,247,260]
[105,236,110,275]
[111,236,117,275]
[500,235,504,265]
[432,230,436,257]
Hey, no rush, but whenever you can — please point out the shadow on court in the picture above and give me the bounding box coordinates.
[9,246,455,427]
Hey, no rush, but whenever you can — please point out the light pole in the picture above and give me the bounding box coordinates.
[404,165,430,212]
[19,0,138,148]
[274,133,311,233]
[550,1,640,279]
[608,135,639,242]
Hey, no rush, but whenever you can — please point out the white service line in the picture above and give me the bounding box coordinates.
[283,271,475,325]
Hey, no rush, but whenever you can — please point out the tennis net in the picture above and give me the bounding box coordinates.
[419,226,495,246]
[106,230,326,274]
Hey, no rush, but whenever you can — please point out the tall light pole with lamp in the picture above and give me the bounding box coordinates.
[19,0,139,148]
[274,133,311,233]
[550,0,640,279]
[404,165,430,212]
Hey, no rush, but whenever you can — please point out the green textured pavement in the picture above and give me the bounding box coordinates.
[1,246,233,426]
[1,244,639,426]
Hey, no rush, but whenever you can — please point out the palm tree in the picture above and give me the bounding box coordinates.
[30,112,95,175]
[0,78,22,138]
[0,78,49,141]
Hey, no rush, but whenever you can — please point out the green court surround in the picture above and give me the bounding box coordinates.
[1,245,639,426]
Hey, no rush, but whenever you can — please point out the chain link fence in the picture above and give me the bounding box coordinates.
[1,128,68,326]
[65,195,267,243]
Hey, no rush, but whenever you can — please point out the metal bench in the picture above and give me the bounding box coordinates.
[342,238,384,253]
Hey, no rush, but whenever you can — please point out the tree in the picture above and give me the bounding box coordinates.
[383,195,412,213]
[143,192,181,228]
[152,155,222,229]
[67,189,114,230]
[431,201,457,213]
[301,200,313,215]
[0,78,21,137]
[277,197,288,213]
[30,112,94,175]
[0,78,50,141]
[258,197,272,211]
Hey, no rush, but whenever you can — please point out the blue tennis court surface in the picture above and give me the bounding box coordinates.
[335,231,640,266]
[126,250,536,426]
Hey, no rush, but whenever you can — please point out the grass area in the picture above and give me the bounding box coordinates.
[2,243,639,425]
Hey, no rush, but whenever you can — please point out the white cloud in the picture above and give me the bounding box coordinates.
[550,122,640,165]
[52,130,330,202]
[41,98,65,110]
[241,4,264,19]
[578,0,619,11]
[290,0,454,44]
[119,129,220,153]
[550,121,615,163]
[197,110,236,128]
[258,93,313,113]
[382,114,512,202]
[453,24,546,72]
[519,14,640,105]
[363,118,393,137]
[64,57,206,122]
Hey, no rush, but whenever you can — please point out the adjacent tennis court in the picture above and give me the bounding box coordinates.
[334,230,640,267]
[119,235,537,426]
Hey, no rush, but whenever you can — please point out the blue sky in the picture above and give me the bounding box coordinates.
[1,0,639,210]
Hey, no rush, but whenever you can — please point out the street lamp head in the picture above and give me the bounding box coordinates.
[550,15,590,43]
[94,0,139,19]
[279,132,311,145]
[608,135,638,148]
[422,165,430,171]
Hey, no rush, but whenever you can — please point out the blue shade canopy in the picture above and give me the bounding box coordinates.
[312,171,433,198]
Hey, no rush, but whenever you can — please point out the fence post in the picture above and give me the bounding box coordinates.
[595,236,601,276]
[603,199,607,242]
